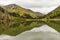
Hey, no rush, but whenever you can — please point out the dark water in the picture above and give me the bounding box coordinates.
[0,21,60,36]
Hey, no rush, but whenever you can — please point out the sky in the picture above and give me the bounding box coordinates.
[0,0,60,14]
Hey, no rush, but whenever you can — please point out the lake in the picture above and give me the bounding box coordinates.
[0,21,60,40]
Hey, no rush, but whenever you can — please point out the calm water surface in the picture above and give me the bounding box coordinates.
[0,21,60,40]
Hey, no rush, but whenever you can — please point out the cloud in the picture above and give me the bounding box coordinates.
[0,31,60,40]
[14,0,60,8]
[0,0,60,7]
[12,31,60,40]
[29,6,58,14]
[30,25,58,33]
[0,0,60,14]
[0,35,14,40]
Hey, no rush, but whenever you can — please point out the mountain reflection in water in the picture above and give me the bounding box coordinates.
[0,21,60,40]
[0,21,44,36]
[0,25,60,40]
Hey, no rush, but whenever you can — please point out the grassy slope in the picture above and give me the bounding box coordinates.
[44,6,60,19]
[3,4,40,19]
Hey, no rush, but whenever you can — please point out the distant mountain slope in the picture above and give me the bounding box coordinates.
[44,6,60,19]
[0,6,21,23]
[0,6,10,22]
[3,4,43,19]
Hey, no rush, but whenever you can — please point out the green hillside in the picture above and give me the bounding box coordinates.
[0,6,21,23]
[0,6,10,23]
[3,4,43,19]
[44,6,60,19]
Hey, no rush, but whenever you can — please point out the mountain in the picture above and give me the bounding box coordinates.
[44,6,60,19]
[0,6,21,23]
[3,4,42,19]
[26,9,44,16]
[0,6,10,23]
[0,4,44,23]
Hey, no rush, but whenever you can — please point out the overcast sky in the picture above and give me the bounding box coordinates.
[0,0,60,14]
